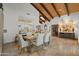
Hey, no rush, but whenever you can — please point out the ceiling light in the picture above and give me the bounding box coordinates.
[40,16,45,20]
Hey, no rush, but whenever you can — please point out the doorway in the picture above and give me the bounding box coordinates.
[0,4,3,56]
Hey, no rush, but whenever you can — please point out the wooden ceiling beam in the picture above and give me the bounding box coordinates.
[65,3,69,16]
[51,3,60,17]
[39,19,43,24]
[39,20,42,24]
[31,3,50,22]
[40,3,54,19]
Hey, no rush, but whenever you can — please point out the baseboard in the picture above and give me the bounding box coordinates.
[3,41,15,45]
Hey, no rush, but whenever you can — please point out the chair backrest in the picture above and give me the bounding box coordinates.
[18,34,28,48]
[36,33,45,46]
[27,32,32,36]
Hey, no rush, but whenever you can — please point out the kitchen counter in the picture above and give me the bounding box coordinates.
[59,32,75,39]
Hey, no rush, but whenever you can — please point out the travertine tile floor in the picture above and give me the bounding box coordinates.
[2,36,79,56]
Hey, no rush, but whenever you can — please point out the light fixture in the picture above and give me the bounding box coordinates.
[40,16,45,21]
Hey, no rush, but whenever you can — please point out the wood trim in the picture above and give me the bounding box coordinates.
[40,3,54,19]
[65,3,69,16]
[39,20,42,24]
[31,3,50,21]
[51,3,60,17]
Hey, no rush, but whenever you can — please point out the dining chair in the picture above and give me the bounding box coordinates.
[18,34,29,55]
[32,33,45,47]
[44,32,51,45]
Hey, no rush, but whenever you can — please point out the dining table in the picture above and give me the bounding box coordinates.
[23,34,37,53]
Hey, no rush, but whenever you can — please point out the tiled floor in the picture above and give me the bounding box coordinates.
[2,36,79,56]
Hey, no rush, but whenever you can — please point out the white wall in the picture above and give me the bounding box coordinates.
[50,12,79,39]
[3,3,79,43]
[3,3,39,44]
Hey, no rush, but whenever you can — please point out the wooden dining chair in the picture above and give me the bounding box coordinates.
[18,34,29,55]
